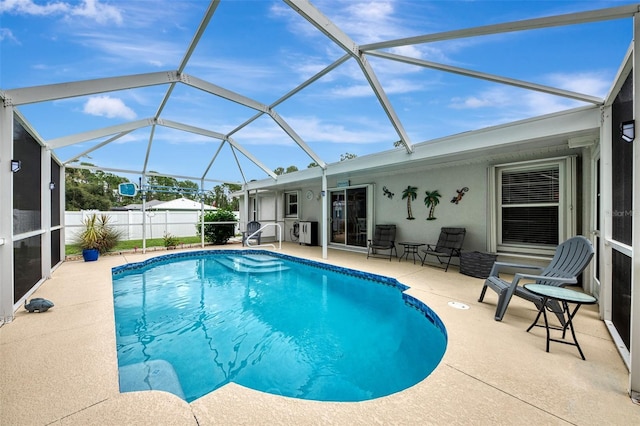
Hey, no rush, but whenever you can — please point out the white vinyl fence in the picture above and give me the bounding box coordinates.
[65,210,240,245]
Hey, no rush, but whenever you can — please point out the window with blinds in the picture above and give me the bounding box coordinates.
[501,168,560,246]
[490,157,575,256]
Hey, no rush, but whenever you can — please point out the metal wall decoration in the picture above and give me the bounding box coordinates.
[451,187,469,204]
[402,186,418,220]
[382,186,394,199]
[424,190,442,220]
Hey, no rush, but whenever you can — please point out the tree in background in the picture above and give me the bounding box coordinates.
[66,164,128,211]
[203,183,241,210]
[274,165,299,175]
[145,174,199,201]
[65,184,112,211]
[340,153,357,161]
[65,166,239,211]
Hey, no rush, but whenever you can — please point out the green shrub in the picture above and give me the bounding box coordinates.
[163,232,180,247]
[198,209,237,245]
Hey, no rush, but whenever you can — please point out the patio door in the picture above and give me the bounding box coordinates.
[329,186,370,248]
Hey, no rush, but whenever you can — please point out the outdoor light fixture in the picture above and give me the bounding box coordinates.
[49,182,56,190]
[621,120,635,143]
[10,159,21,173]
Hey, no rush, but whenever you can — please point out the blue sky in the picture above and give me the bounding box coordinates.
[0,0,636,186]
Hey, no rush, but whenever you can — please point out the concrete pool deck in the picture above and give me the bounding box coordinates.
[1,242,638,425]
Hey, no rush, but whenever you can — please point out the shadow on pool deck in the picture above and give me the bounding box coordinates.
[1,242,638,425]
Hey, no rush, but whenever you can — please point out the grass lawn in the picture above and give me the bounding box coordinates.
[65,236,205,256]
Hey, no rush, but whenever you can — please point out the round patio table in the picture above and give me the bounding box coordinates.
[398,242,424,264]
[524,284,597,360]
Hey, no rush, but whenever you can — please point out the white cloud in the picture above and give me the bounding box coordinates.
[0,27,18,43]
[449,70,609,115]
[341,1,396,43]
[189,57,282,91]
[330,83,375,98]
[285,115,393,144]
[74,32,181,68]
[233,121,298,147]
[0,0,122,25]
[450,96,493,109]
[83,96,137,120]
[386,79,423,94]
[111,133,139,145]
[70,0,122,25]
[546,71,610,98]
[0,0,69,15]
[271,0,449,100]
[271,0,404,44]
[390,45,423,58]
[269,2,322,39]
[221,114,393,147]
[449,87,512,109]
[522,91,582,117]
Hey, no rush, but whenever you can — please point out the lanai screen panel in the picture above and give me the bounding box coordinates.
[13,121,42,234]
[12,120,44,302]
[51,159,62,267]
[611,72,633,245]
[610,70,633,351]
[51,159,61,227]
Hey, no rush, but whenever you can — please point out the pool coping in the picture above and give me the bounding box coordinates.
[3,243,637,425]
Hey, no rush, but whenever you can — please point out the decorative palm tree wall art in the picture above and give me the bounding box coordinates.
[424,190,442,220]
[402,185,418,220]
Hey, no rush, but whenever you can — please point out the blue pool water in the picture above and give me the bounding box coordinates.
[112,250,447,402]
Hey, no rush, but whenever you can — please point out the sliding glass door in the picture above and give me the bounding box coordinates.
[330,186,368,247]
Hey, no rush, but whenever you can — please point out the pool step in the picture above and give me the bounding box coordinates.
[119,359,186,400]
[216,254,290,273]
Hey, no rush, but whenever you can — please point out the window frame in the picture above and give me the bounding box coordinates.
[284,191,300,218]
[489,156,576,257]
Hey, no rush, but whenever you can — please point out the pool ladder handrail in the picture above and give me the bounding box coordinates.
[245,222,282,250]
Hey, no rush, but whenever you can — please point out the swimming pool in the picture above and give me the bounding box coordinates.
[112,250,447,402]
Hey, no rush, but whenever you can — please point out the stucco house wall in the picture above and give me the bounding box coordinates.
[361,162,488,252]
[241,145,587,258]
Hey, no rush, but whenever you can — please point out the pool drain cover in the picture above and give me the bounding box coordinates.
[448,301,469,310]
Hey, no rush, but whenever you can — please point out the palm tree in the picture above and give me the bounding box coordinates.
[424,190,442,220]
[402,186,418,220]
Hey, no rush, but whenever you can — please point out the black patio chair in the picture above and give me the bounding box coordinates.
[367,224,397,261]
[421,227,466,271]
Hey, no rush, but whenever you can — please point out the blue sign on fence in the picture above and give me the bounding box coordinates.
[118,183,138,197]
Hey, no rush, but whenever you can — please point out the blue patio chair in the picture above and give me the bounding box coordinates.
[478,235,594,324]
